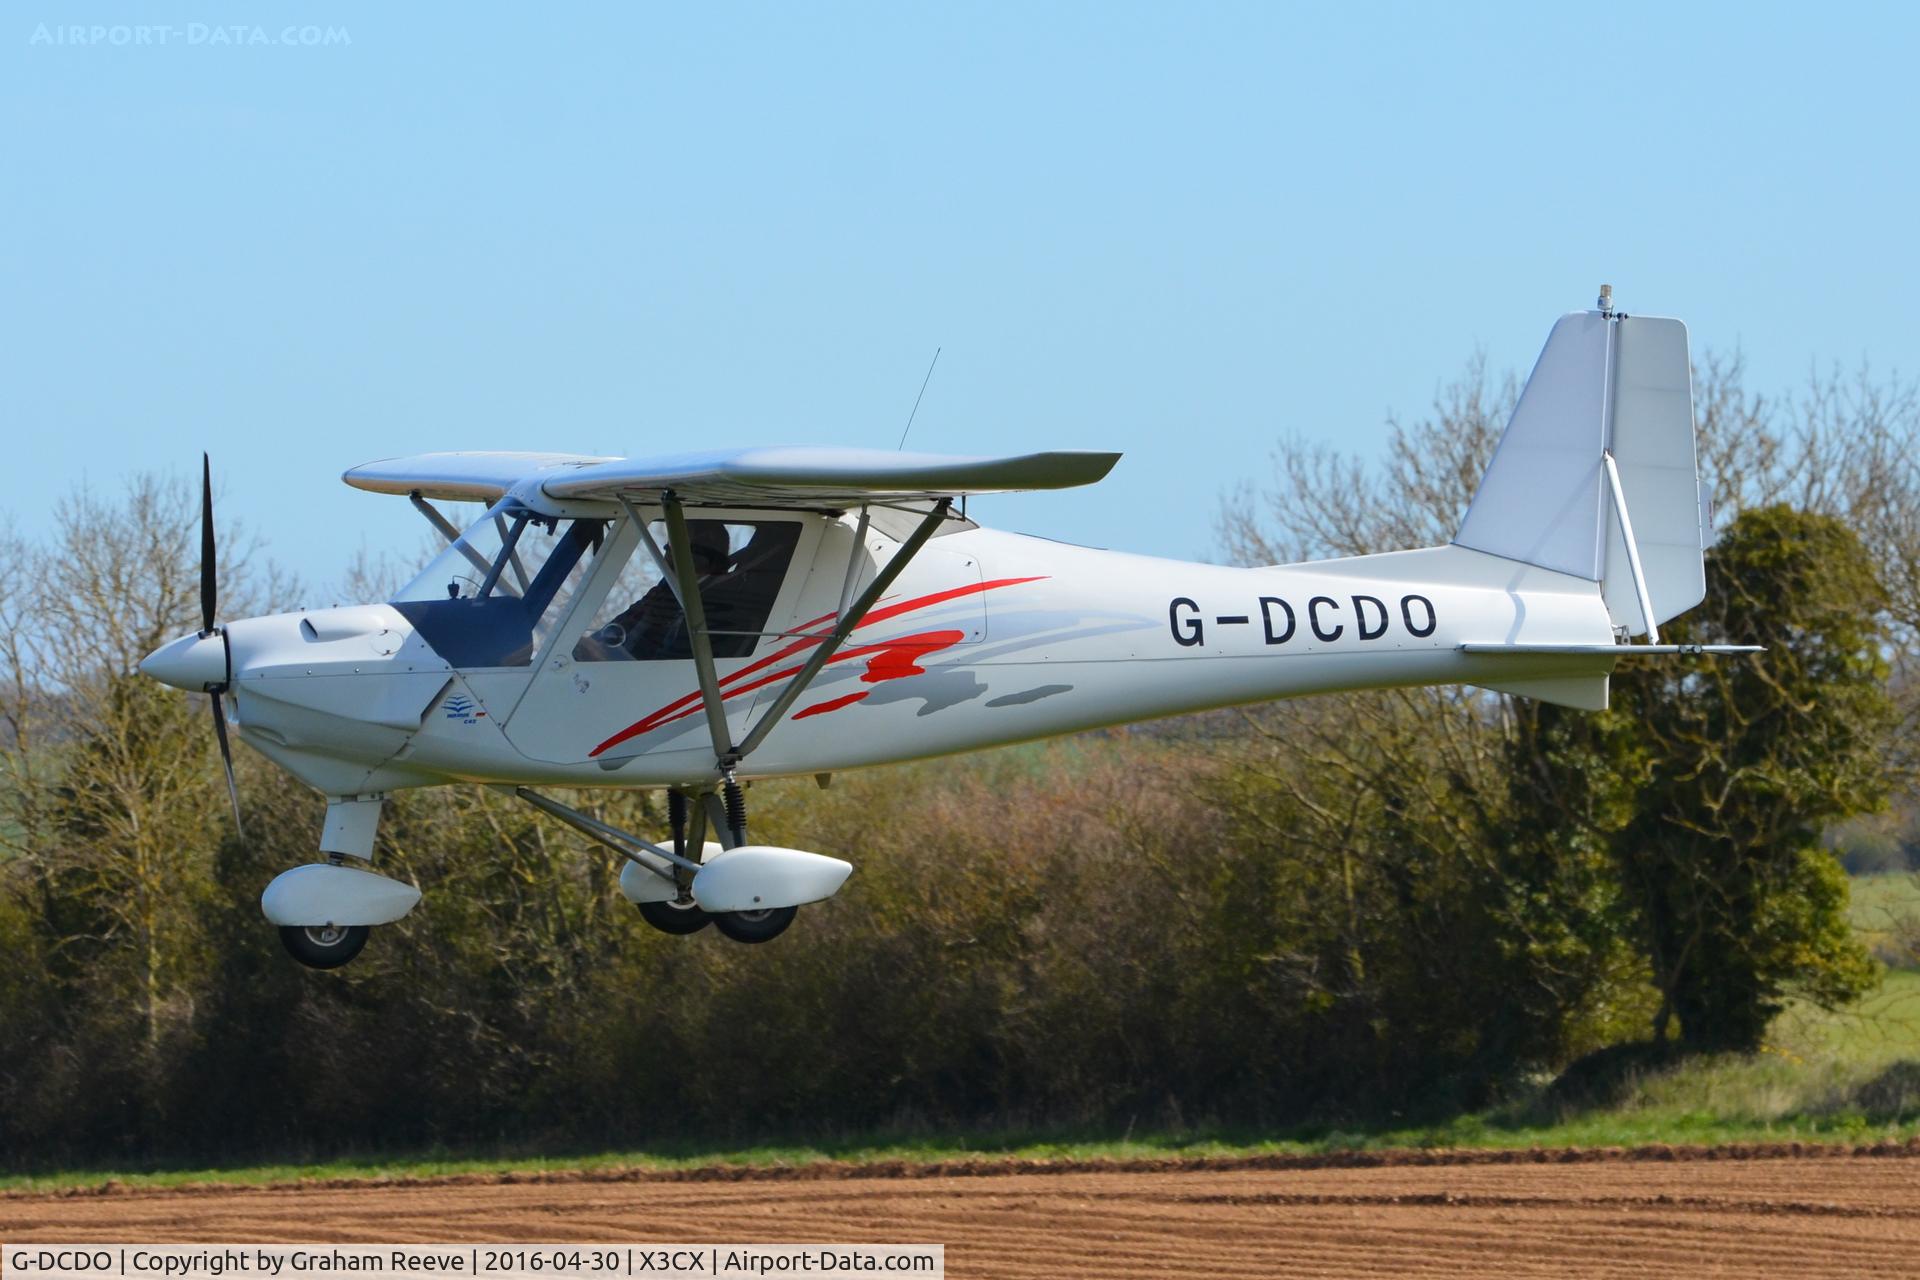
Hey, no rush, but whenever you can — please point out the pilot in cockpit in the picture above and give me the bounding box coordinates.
[583,521,733,661]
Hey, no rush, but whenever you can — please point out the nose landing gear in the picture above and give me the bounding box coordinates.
[711,905,796,944]
[279,923,370,969]
[261,799,418,971]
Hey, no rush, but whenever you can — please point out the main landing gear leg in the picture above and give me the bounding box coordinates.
[704,776,796,945]
[585,496,948,948]
[513,786,741,938]
[515,785,799,945]
[637,788,710,935]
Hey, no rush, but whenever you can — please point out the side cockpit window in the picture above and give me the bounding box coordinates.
[575,519,800,661]
[391,503,606,667]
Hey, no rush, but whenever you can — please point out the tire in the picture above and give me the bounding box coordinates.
[279,923,370,969]
[638,897,711,935]
[712,905,797,944]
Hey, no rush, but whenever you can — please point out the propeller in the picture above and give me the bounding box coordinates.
[200,453,244,839]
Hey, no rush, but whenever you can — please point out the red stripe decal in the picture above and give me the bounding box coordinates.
[859,630,963,683]
[793,691,869,720]
[587,576,1045,756]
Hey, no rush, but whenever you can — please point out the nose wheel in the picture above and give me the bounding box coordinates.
[279,923,370,969]
[711,905,796,944]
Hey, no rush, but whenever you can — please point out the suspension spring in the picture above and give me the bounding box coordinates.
[723,778,748,845]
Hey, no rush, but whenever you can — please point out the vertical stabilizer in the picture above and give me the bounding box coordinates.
[1454,304,1705,636]
[1456,312,1612,580]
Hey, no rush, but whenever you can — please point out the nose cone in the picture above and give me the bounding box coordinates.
[140,631,229,691]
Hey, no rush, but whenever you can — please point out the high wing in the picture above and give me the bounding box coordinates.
[344,446,1121,510]
[542,446,1121,508]
[343,445,1118,779]
[343,451,616,504]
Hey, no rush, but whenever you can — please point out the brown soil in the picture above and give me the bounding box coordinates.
[6,1145,1920,1277]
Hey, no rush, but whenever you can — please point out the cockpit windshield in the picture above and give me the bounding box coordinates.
[393,501,606,667]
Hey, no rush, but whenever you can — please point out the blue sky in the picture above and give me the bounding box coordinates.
[3,2,1914,599]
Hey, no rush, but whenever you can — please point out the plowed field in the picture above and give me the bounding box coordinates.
[6,1145,1920,1277]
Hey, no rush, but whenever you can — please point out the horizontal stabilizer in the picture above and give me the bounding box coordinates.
[1460,643,1763,656]
[1464,638,1763,709]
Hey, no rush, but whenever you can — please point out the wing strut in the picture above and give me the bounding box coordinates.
[635,494,952,774]
[660,493,739,767]
[409,491,494,578]
[733,498,950,762]
[622,496,686,611]
[837,506,871,620]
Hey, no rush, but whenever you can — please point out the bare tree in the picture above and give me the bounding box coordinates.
[1219,353,1518,565]
[0,472,295,1049]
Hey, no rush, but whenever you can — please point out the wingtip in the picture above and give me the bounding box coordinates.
[1062,449,1123,484]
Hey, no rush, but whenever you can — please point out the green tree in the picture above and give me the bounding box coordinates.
[1609,505,1890,1051]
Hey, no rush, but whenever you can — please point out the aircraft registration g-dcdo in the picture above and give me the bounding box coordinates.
[143,291,1754,968]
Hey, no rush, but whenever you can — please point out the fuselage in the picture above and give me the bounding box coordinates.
[152,511,1618,798]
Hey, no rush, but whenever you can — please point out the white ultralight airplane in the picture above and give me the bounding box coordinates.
[143,291,1754,968]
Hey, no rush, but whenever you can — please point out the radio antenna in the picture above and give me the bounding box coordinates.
[896,347,942,450]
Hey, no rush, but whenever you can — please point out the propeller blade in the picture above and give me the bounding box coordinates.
[210,689,244,839]
[198,459,242,838]
[200,453,217,635]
